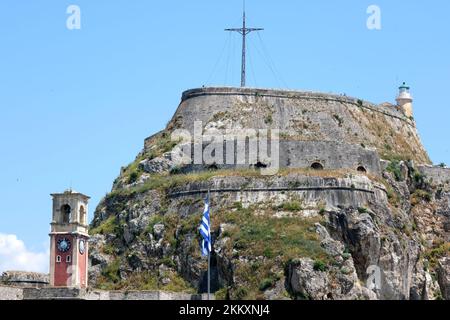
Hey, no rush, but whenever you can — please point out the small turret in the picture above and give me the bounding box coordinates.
[396,82,413,118]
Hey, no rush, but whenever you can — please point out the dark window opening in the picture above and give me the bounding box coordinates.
[61,204,71,223]
[311,162,324,170]
[207,163,219,171]
[255,161,268,169]
[357,166,367,173]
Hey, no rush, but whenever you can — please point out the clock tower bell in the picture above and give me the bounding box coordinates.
[49,190,90,288]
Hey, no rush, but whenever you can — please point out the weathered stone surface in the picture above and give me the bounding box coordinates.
[0,286,24,300]
[86,87,448,301]
[437,258,450,300]
[168,174,385,212]
[288,258,329,300]
[21,287,210,300]
[179,140,382,176]
[140,153,174,174]
[418,165,450,186]
[164,87,430,164]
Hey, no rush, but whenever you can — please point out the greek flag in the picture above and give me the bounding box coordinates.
[200,196,212,257]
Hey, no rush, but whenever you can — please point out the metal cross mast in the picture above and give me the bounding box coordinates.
[225,3,263,87]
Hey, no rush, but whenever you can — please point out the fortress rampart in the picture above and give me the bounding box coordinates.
[418,165,450,185]
[167,174,387,211]
[176,140,381,176]
[181,87,410,123]
[0,286,210,300]
[162,87,430,165]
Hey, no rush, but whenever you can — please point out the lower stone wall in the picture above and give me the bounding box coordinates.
[19,287,210,300]
[0,286,24,300]
[168,174,388,212]
[107,291,208,300]
[23,287,83,300]
[418,165,450,185]
[1,271,49,288]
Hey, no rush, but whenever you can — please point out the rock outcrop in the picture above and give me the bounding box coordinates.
[88,87,448,300]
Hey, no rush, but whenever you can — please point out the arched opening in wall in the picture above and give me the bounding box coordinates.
[61,204,71,223]
[79,206,86,225]
[255,161,268,169]
[311,162,324,170]
[357,166,367,173]
[207,163,219,171]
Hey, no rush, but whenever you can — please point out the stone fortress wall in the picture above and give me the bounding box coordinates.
[167,174,387,212]
[0,267,208,301]
[0,286,209,300]
[418,165,450,185]
[177,140,381,176]
[20,287,209,300]
[153,87,430,174]
[139,87,448,215]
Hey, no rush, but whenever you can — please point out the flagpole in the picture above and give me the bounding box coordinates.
[207,189,211,301]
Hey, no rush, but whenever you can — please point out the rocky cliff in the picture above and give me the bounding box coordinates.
[89,87,448,300]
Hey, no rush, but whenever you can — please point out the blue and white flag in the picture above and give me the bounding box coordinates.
[200,196,212,257]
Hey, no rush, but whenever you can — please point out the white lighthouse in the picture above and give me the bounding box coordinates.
[396,82,414,118]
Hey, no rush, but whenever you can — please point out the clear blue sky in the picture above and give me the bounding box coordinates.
[0,0,449,272]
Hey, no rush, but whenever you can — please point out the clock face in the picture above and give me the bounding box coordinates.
[79,240,85,255]
[57,238,71,253]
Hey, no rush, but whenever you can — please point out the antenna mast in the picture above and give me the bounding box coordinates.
[225,1,263,87]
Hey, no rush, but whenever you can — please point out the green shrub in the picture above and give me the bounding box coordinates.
[411,190,432,204]
[234,287,248,300]
[386,160,403,181]
[259,278,275,291]
[161,272,196,294]
[342,252,351,260]
[128,171,139,184]
[101,258,121,283]
[214,288,228,300]
[313,260,328,272]
[358,207,368,214]
[423,242,450,269]
[384,143,392,151]
[89,216,118,236]
[169,166,182,175]
[281,201,303,212]
[103,244,116,255]
[233,202,243,210]
[160,257,176,269]
[263,247,274,259]
[413,172,426,187]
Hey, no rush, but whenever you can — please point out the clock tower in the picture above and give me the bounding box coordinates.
[49,190,90,288]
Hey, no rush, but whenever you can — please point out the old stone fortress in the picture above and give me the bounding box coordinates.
[1,84,449,300]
